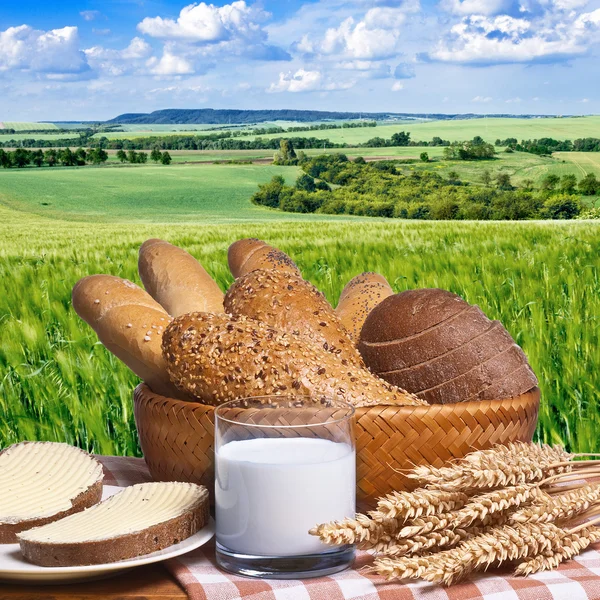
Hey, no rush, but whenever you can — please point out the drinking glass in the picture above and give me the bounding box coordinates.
[214,396,356,579]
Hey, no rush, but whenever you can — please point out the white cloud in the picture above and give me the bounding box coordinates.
[147,50,195,75]
[391,81,404,91]
[268,68,354,92]
[80,10,101,22]
[85,38,152,76]
[0,25,89,74]
[472,95,493,101]
[505,96,522,102]
[441,0,512,16]
[93,28,112,36]
[138,1,268,44]
[393,62,416,79]
[429,10,600,64]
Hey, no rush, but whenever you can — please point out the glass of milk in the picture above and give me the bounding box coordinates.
[214,395,356,579]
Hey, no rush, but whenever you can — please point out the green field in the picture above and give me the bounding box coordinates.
[0,122,59,131]
[235,117,600,145]
[0,164,311,222]
[1,196,598,455]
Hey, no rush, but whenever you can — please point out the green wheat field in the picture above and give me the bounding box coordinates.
[1,200,598,456]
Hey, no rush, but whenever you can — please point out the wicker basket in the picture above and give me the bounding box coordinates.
[134,383,540,509]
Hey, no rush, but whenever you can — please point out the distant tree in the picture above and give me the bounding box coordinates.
[127,150,138,163]
[251,175,285,208]
[0,149,10,168]
[364,137,387,148]
[560,174,577,195]
[471,135,485,146]
[447,170,460,184]
[116,149,127,163]
[390,131,411,146]
[44,149,58,167]
[542,194,581,219]
[74,147,87,166]
[541,174,560,191]
[480,169,492,187]
[315,180,331,191]
[150,147,162,163]
[137,152,148,164]
[58,148,76,167]
[521,179,535,191]
[273,139,298,165]
[354,156,366,164]
[296,173,317,192]
[12,148,31,168]
[578,173,599,196]
[420,152,429,163]
[160,151,172,165]
[31,149,44,167]
[89,148,108,164]
[496,173,513,190]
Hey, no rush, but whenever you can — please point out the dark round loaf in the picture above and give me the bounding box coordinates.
[358,288,538,405]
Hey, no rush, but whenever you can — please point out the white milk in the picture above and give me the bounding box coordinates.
[215,437,355,556]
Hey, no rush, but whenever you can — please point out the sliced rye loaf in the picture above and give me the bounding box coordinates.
[379,321,516,392]
[359,304,492,373]
[416,344,535,405]
[471,364,539,402]
[18,482,209,566]
[0,442,103,544]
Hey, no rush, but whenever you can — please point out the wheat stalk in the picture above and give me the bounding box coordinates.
[514,527,600,575]
[373,522,566,586]
[408,443,572,491]
[310,513,399,546]
[511,483,600,524]
[372,489,469,522]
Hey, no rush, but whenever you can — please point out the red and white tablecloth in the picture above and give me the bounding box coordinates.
[100,455,600,600]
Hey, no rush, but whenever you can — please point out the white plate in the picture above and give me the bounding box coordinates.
[0,485,215,584]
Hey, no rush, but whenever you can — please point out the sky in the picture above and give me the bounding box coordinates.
[0,0,598,120]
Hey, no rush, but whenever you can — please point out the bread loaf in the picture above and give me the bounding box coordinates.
[336,272,394,341]
[72,275,186,399]
[0,442,103,544]
[19,482,209,566]
[224,269,362,367]
[359,289,538,404]
[138,239,224,317]
[228,238,300,278]
[162,312,424,407]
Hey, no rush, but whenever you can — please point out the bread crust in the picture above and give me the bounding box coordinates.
[228,239,299,279]
[224,269,362,367]
[19,490,209,567]
[138,239,224,317]
[72,274,191,398]
[162,312,424,407]
[336,273,394,341]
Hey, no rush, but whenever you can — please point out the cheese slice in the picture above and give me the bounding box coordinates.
[18,482,209,566]
[0,442,103,543]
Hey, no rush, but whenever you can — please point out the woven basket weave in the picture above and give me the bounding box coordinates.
[134,383,540,509]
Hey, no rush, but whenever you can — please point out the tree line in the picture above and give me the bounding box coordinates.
[252,153,594,220]
[496,137,600,155]
[0,147,108,168]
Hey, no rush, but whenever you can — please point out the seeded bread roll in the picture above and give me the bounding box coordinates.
[359,288,537,404]
[138,239,224,317]
[336,273,394,341]
[162,312,424,408]
[228,238,300,279]
[72,275,186,399]
[224,269,362,367]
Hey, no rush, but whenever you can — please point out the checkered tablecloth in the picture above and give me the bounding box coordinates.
[99,456,600,600]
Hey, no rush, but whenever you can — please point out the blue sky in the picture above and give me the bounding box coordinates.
[0,0,598,120]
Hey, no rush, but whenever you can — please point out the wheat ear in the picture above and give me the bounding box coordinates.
[408,443,572,491]
[372,489,469,522]
[310,513,399,546]
[514,527,600,575]
[373,522,566,586]
[511,483,600,524]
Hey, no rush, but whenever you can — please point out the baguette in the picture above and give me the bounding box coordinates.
[228,238,300,278]
[138,239,224,317]
[336,272,394,341]
[19,482,209,566]
[162,312,424,408]
[224,269,362,367]
[72,275,185,399]
[0,442,103,544]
